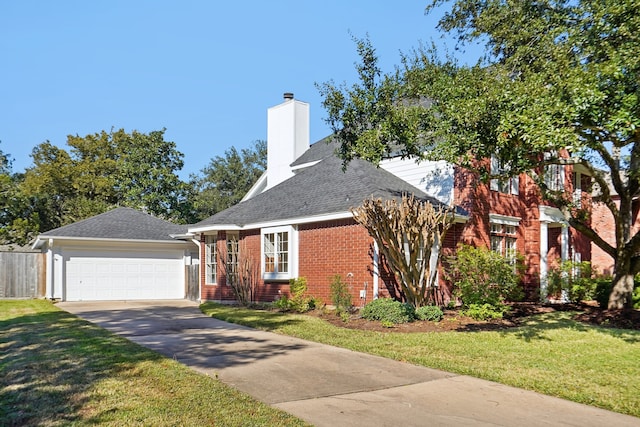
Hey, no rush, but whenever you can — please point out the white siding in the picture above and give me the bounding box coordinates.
[380,158,454,205]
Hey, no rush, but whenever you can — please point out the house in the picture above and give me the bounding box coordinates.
[590,180,640,277]
[33,207,198,301]
[189,94,593,305]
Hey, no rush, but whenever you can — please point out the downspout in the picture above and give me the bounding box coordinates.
[46,239,54,299]
[373,240,380,300]
[191,237,202,302]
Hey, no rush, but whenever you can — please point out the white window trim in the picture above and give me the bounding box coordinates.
[488,213,521,227]
[544,152,565,191]
[261,225,298,281]
[204,235,217,285]
[489,214,520,263]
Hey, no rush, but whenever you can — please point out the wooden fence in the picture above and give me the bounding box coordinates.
[186,264,200,301]
[0,252,46,298]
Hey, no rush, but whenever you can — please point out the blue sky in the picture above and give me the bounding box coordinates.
[1,1,482,179]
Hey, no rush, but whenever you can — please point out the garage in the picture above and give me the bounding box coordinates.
[64,249,185,301]
[33,207,199,301]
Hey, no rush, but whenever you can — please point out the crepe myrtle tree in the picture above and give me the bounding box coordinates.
[351,195,454,308]
[319,0,640,309]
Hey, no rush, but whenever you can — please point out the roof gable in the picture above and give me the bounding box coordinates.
[39,207,188,241]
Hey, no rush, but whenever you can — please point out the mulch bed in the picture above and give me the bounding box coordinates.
[310,302,640,333]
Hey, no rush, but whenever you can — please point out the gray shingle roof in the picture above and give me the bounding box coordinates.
[40,207,188,241]
[291,136,336,166]
[193,154,445,228]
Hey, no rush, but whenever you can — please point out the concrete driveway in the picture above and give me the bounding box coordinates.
[57,300,639,427]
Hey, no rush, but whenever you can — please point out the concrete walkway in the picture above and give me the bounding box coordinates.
[57,300,639,427]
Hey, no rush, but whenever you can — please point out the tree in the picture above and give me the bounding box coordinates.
[320,1,640,309]
[189,140,266,220]
[351,195,454,308]
[20,128,190,234]
[0,144,46,245]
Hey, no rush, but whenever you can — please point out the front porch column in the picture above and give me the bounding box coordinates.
[560,225,570,302]
[539,221,549,301]
[561,226,569,263]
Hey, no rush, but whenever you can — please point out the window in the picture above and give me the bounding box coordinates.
[490,155,519,195]
[544,152,565,191]
[489,214,520,263]
[226,233,239,285]
[262,226,296,280]
[205,235,217,284]
[572,172,582,208]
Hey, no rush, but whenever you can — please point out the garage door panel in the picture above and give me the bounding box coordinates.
[64,250,184,301]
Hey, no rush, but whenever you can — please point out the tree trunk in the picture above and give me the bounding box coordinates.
[608,257,635,310]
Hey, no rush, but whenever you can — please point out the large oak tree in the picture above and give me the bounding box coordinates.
[20,128,190,231]
[319,0,640,309]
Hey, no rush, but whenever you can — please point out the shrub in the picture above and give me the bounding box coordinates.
[415,305,443,322]
[446,245,524,307]
[361,298,415,324]
[274,277,318,313]
[547,261,597,303]
[330,274,353,314]
[463,303,508,321]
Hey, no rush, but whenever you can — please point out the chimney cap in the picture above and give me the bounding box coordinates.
[283,92,294,101]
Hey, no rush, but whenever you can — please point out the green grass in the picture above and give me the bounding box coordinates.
[0,300,308,426]
[201,302,640,418]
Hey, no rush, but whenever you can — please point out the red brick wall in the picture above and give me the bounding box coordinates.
[449,165,593,300]
[591,200,617,277]
[298,219,377,307]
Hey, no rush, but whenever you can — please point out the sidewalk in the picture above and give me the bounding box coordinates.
[58,300,640,427]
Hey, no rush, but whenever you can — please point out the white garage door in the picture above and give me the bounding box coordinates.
[64,250,185,301]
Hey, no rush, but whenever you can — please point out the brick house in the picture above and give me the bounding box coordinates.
[590,183,640,277]
[188,94,593,305]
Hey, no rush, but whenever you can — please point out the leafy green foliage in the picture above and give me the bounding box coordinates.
[462,303,508,321]
[330,274,353,314]
[275,277,318,313]
[189,140,266,220]
[15,128,190,238]
[361,298,415,324]
[319,0,640,309]
[415,305,444,322]
[446,245,523,307]
[547,261,598,303]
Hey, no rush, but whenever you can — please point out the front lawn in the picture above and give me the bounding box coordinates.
[0,300,307,426]
[200,302,640,418]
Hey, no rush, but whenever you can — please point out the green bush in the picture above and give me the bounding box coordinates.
[361,298,415,324]
[415,305,444,322]
[446,245,524,307]
[462,303,508,321]
[274,277,318,313]
[547,261,597,302]
[330,274,353,314]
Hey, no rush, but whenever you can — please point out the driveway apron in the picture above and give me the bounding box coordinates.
[57,300,639,427]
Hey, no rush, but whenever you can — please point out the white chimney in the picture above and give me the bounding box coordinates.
[266,93,310,189]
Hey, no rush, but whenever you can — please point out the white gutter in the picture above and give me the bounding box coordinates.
[31,236,191,245]
[188,211,355,233]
